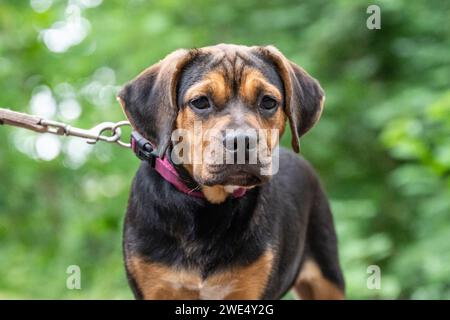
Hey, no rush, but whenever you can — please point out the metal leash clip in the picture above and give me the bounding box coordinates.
[39,119,132,148]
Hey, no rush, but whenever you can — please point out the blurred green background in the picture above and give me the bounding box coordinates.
[0,0,449,299]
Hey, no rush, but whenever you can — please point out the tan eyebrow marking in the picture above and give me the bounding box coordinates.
[184,71,231,106]
[240,69,282,105]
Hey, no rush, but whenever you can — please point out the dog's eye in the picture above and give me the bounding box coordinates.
[260,96,278,110]
[189,96,210,110]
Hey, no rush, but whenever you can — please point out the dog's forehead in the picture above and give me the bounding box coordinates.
[177,45,282,102]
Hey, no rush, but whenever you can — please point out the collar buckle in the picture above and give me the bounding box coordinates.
[130,131,158,167]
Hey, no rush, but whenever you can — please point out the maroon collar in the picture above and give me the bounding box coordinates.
[130,131,247,199]
[154,157,247,199]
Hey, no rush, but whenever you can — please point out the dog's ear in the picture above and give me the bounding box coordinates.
[256,46,325,153]
[117,49,196,157]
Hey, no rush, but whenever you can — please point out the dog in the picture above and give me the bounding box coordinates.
[117,44,344,300]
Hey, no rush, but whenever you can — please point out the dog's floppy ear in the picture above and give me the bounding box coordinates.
[257,46,325,153]
[117,49,196,157]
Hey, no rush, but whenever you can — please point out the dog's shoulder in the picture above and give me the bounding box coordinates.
[276,146,321,187]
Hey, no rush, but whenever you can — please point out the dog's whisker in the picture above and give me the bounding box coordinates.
[188,185,201,194]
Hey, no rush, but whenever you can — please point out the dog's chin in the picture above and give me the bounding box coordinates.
[204,174,262,187]
[197,167,271,187]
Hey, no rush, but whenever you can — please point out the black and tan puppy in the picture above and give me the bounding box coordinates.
[117,44,344,300]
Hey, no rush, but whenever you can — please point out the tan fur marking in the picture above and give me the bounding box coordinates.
[294,259,344,300]
[128,257,201,299]
[176,106,197,131]
[240,69,282,105]
[175,107,196,166]
[267,107,286,150]
[206,250,274,299]
[184,71,231,106]
[201,185,228,204]
[127,251,274,300]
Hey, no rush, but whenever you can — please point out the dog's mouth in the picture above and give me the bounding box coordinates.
[200,164,268,187]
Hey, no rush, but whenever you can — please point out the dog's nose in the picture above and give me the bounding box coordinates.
[223,131,257,158]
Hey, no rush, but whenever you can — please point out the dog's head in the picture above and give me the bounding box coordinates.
[118,44,324,200]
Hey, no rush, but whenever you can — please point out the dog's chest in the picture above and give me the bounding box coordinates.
[162,274,237,300]
[127,250,274,299]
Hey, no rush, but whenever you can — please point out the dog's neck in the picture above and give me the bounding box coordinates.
[130,132,247,203]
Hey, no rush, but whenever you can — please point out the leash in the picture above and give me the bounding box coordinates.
[0,108,132,148]
[0,107,159,165]
[0,107,247,199]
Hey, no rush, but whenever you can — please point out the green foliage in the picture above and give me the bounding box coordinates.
[0,0,449,299]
